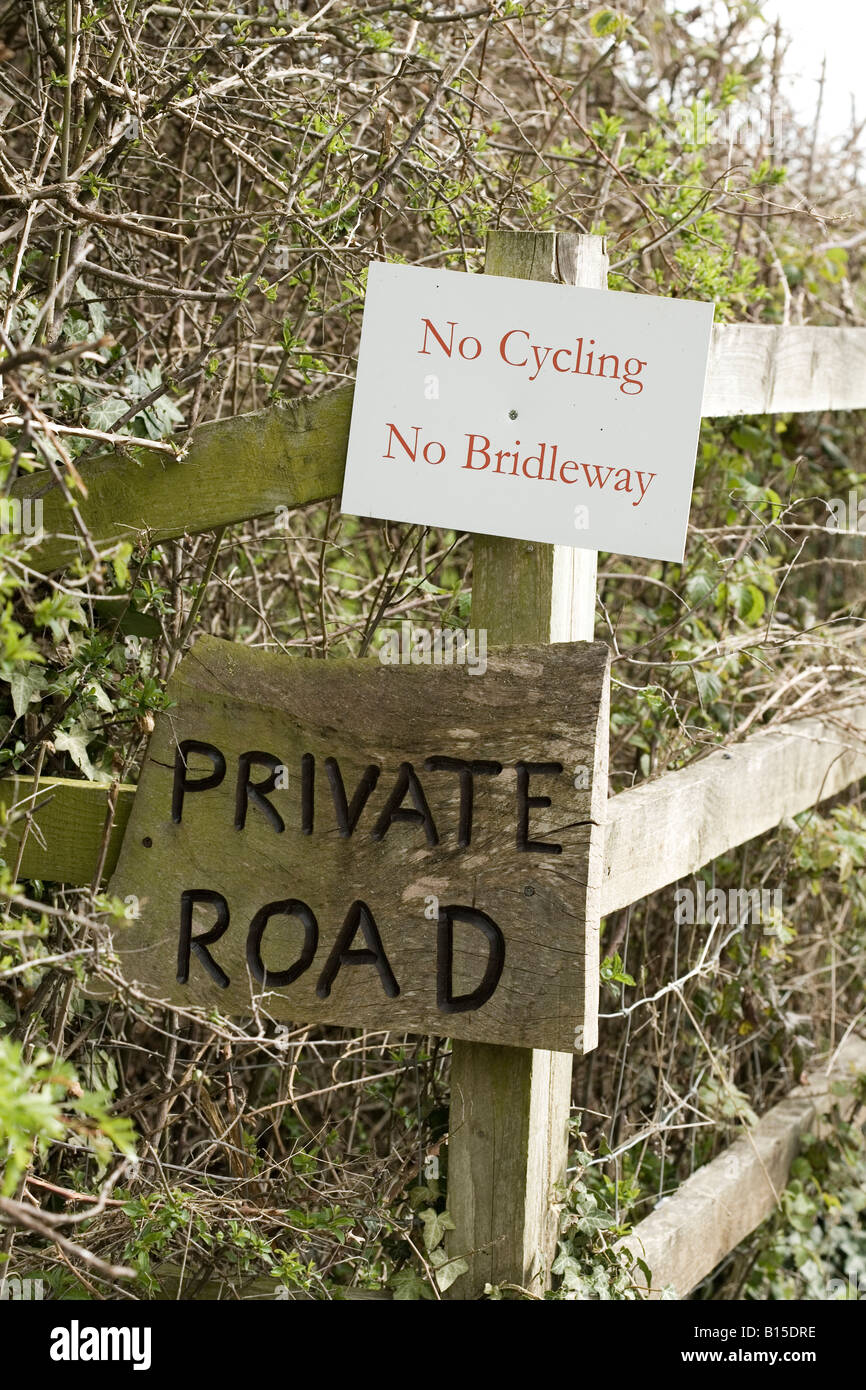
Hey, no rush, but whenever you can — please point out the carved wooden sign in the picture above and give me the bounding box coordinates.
[109,636,609,1053]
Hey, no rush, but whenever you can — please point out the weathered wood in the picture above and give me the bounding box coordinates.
[601,702,866,917]
[618,1035,866,1298]
[446,230,608,1300]
[8,699,866,914]
[11,385,353,572]
[107,634,609,1051]
[13,323,866,574]
[0,774,135,884]
[702,324,866,417]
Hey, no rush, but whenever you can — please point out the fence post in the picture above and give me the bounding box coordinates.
[444,229,609,1299]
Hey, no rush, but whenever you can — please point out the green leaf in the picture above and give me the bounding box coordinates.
[590,9,619,37]
[9,667,46,720]
[75,278,108,338]
[731,424,768,452]
[429,1245,468,1293]
[54,722,110,784]
[85,397,130,432]
[600,952,636,988]
[419,1205,455,1252]
[739,583,765,625]
[390,1267,433,1300]
[693,667,723,707]
[86,680,114,714]
[33,593,87,641]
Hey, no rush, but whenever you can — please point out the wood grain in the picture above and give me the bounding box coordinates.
[702,324,866,417]
[618,1035,866,1298]
[601,702,866,917]
[107,634,609,1052]
[7,701,866,916]
[0,775,135,884]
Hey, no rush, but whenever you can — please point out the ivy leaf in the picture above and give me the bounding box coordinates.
[85,397,130,432]
[552,1248,584,1291]
[75,278,108,338]
[85,680,114,714]
[698,1075,758,1126]
[693,667,723,708]
[9,667,46,720]
[684,570,715,604]
[390,1268,433,1301]
[54,723,110,784]
[429,1246,468,1293]
[785,1190,818,1234]
[419,1206,455,1252]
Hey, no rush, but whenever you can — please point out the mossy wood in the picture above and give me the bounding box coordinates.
[0,775,135,883]
[11,385,353,572]
[108,634,609,1052]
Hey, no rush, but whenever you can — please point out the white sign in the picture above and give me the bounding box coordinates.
[341,263,714,562]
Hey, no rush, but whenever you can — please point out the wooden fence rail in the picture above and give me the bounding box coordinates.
[5,229,866,1300]
[602,700,866,917]
[12,324,866,575]
[618,1035,866,1298]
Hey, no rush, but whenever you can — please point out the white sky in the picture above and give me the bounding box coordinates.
[759,0,865,137]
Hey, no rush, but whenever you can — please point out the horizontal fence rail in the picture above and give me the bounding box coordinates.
[701,324,866,416]
[12,324,866,574]
[1,775,135,885]
[601,700,866,916]
[618,1035,866,1298]
[12,385,354,573]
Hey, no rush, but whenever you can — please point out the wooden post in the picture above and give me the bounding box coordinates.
[445,229,609,1298]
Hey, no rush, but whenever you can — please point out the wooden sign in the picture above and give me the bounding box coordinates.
[341,262,714,563]
[109,636,609,1053]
